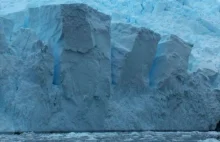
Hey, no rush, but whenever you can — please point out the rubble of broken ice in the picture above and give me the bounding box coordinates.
[0,4,220,132]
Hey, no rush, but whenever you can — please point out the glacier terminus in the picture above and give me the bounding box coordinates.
[0,1,220,139]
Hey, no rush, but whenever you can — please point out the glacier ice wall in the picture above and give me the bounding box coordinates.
[0,2,220,132]
[1,4,112,132]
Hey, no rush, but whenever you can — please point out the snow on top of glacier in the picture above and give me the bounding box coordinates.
[0,0,220,72]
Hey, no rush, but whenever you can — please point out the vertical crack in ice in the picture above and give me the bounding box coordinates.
[149,58,157,87]
[23,15,29,28]
[215,120,220,131]
[52,42,61,85]
[22,32,31,58]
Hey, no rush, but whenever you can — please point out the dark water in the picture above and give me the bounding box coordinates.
[0,131,219,142]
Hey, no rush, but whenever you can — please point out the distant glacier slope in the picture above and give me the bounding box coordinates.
[1,0,220,73]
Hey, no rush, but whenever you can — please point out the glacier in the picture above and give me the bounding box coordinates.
[1,0,220,73]
[0,0,220,132]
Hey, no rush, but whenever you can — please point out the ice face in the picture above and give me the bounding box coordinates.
[149,35,192,87]
[0,4,112,132]
[111,23,160,89]
[0,1,220,132]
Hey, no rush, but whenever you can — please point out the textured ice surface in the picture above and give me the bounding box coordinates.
[0,28,54,131]
[0,2,220,132]
[1,0,220,73]
[0,4,111,132]
[111,23,160,88]
[149,35,192,87]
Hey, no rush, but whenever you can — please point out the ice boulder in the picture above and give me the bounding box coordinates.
[111,23,160,89]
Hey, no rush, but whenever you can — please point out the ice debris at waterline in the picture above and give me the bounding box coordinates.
[0,3,220,132]
[0,132,220,142]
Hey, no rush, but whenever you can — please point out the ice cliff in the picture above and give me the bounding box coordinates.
[0,2,220,132]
